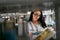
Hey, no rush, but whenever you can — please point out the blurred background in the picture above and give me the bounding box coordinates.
[0,0,60,40]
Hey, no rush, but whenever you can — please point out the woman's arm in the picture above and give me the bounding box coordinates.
[28,23,33,37]
[29,32,33,37]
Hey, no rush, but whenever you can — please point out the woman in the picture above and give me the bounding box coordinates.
[28,9,47,40]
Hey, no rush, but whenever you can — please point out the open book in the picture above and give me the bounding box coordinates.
[34,27,56,40]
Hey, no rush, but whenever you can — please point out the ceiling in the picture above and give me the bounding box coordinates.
[0,0,56,13]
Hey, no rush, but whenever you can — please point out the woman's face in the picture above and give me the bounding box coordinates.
[32,11,41,22]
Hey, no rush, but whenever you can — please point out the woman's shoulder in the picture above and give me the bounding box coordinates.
[27,21,32,26]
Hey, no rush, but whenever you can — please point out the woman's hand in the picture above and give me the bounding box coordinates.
[46,27,54,31]
[29,32,33,37]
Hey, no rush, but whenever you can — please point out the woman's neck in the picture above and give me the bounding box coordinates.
[32,21,39,25]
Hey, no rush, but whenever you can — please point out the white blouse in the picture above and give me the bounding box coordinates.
[28,22,44,39]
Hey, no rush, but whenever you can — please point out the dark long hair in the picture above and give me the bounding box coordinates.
[29,10,47,28]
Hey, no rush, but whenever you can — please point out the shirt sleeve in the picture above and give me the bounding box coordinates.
[28,23,33,33]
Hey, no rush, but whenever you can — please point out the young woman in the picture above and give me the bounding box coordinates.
[28,9,47,40]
